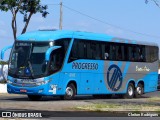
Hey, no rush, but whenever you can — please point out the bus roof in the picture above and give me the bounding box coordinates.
[16,30,158,46]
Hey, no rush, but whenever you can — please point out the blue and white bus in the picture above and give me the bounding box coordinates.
[2,30,159,100]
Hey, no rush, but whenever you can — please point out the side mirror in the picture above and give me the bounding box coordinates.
[45,46,61,61]
[1,45,12,60]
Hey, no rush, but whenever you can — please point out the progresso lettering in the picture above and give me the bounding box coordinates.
[72,62,98,70]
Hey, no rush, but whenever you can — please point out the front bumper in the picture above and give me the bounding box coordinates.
[7,83,63,96]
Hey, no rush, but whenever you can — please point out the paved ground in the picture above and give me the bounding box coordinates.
[0,91,160,110]
[0,91,160,119]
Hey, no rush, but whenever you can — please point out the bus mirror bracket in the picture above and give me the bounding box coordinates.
[45,46,61,61]
[1,45,13,60]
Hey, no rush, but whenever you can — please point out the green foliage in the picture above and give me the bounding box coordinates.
[145,0,160,7]
[0,0,48,20]
[0,61,8,65]
[0,0,49,40]
[0,79,7,84]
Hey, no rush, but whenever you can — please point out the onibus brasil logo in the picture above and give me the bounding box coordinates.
[107,64,123,91]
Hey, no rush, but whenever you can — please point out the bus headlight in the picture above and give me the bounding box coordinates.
[36,79,51,86]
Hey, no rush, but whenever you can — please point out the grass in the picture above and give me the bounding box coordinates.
[74,103,160,112]
[147,97,160,102]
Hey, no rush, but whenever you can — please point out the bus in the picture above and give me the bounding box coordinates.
[2,30,159,100]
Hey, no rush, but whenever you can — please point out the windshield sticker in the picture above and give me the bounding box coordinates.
[25,67,31,76]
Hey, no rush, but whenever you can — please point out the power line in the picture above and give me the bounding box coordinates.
[44,4,60,6]
[45,3,160,39]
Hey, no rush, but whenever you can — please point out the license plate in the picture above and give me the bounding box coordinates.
[20,89,27,92]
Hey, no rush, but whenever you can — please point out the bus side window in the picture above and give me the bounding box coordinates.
[109,44,116,60]
[69,40,78,62]
[95,42,101,60]
[116,45,122,60]
[78,41,85,59]
[86,41,92,59]
[138,46,144,62]
[149,46,158,62]
[104,43,109,60]
[129,46,136,61]
[140,46,145,62]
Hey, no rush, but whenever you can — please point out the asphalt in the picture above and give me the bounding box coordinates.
[0,91,160,119]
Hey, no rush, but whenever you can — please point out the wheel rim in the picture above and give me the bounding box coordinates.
[137,87,142,95]
[66,87,73,97]
[128,86,133,96]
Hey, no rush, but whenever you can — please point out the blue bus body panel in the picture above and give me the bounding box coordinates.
[17,30,113,42]
[7,30,159,96]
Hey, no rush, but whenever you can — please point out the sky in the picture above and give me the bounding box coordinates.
[0,0,160,60]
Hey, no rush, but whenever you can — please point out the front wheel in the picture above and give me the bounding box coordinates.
[123,83,134,99]
[61,83,76,100]
[28,95,42,101]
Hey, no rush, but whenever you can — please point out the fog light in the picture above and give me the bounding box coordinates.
[7,88,11,92]
[38,89,44,93]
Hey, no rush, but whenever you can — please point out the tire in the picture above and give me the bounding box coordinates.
[123,83,134,99]
[61,83,76,100]
[134,83,144,98]
[28,95,42,101]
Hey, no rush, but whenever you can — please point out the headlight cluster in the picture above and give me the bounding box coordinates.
[36,79,52,86]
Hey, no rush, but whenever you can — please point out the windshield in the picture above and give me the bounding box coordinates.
[9,42,49,78]
[8,39,71,78]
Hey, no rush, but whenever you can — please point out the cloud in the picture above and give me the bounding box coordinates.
[75,21,90,28]
[0,21,7,36]
[37,25,58,30]
[105,26,124,36]
[31,15,45,23]
[64,21,91,32]
[0,29,7,37]
[0,21,5,26]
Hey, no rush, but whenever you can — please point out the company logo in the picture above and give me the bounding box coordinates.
[2,112,11,117]
[136,65,150,72]
[107,64,123,91]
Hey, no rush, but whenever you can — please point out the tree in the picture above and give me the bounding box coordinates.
[0,0,48,41]
[145,0,160,7]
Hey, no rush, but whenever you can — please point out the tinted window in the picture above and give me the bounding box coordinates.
[68,39,158,63]
[146,46,158,62]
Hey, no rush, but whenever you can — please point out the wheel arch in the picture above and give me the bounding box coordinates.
[126,79,136,88]
[136,80,144,87]
[66,80,77,94]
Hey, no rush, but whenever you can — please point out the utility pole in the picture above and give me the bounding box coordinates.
[59,0,63,30]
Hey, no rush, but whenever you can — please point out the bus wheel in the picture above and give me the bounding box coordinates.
[123,83,134,99]
[62,83,76,100]
[135,83,144,98]
[28,95,42,101]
